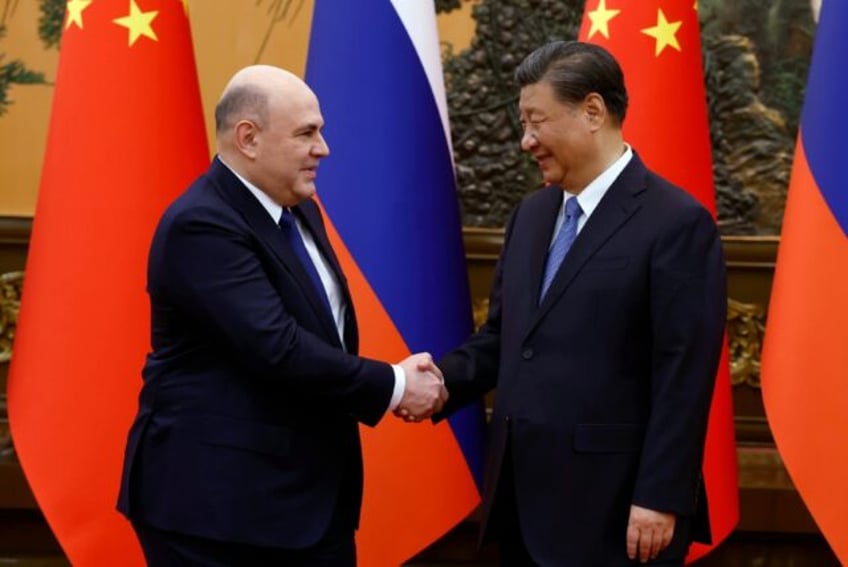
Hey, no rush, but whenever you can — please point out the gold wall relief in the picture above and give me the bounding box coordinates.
[472,298,489,331]
[728,297,766,388]
[0,271,22,460]
[0,271,23,364]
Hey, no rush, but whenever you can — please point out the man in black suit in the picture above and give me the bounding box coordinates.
[431,41,727,565]
[117,65,446,566]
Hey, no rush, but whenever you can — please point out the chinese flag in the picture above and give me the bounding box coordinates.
[579,0,739,562]
[761,2,848,562]
[7,0,208,564]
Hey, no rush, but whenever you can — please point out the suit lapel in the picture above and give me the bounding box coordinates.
[292,201,347,295]
[524,186,565,317]
[293,201,359,353]
[528,155,648,333]
[208,159,342,344]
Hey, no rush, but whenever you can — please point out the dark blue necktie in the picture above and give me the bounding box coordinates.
[278,208,334,318]
[540,197,582,302]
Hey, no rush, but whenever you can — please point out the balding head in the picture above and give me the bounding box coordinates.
[214,65,329,206]
[215,65,305,134]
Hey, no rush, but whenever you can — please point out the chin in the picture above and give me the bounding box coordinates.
[297,185,317,199]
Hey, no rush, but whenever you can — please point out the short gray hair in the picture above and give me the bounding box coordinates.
[214,85,269,132]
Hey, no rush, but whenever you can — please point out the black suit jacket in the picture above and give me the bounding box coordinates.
[439,153,726,565]
[117,158,395,549]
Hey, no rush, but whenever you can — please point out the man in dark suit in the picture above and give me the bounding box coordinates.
[117,65,447,566]
[431,41,727,565]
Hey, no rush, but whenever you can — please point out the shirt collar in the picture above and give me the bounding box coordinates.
[565,143,633,217]
[217,156,283,223]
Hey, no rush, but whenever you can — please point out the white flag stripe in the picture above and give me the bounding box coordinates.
[390,0,454,157]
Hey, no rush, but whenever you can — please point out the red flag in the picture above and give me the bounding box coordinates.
[761,2,848,561]
[579,1,739,562]
[7,0,208,564]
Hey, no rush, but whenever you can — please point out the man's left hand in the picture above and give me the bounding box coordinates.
[626,504,675,563]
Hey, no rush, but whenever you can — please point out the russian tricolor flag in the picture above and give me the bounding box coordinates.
[305,1,485,565]
[761,1,848,563]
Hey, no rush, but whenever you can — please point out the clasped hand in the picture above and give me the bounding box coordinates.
[394,353,448,422]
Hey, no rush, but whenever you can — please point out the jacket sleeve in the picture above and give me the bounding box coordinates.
[631,203,727,516]
[435,203,524,419]
[154,204,394,427]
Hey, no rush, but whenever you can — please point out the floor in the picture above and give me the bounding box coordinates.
[0,531,840,566]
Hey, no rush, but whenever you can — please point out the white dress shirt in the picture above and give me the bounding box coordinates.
[549,143,634,247]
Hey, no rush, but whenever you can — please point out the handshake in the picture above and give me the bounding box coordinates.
[394,353,449,423]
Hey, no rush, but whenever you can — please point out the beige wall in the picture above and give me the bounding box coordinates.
[0,1,58,216]
[0,0,476,217]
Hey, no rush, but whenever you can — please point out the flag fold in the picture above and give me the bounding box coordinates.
[761,2,848,562]
[8,0,209,563]
[305,1,484,565]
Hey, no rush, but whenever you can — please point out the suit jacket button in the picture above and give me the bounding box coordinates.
[522,348,534,360]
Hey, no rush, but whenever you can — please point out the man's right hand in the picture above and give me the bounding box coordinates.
[395,353,448,421]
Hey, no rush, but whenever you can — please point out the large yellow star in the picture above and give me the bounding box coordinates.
[586,0,621,40]
[113,0,159,46]
[588,0,621,39]
[65,0,92,30]
[641,8,682,56]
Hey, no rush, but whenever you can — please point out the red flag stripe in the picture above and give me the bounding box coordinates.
[314,201,480,565]
[762,138,848,562]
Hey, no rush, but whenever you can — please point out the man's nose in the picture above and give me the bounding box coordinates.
[520,130,537,152]
[314,134,330,157]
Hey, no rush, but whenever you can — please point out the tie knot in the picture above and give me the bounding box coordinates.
[279,208,295,228]
[565,197,582,220]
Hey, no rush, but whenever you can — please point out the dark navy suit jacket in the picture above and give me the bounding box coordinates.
[117,157,395,549]
[439,153,727,565]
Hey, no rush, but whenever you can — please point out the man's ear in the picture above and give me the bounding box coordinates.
[582,92,607,131]
[234,120,260,159]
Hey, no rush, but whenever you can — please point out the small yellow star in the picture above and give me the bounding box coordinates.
[65,0,92,30]
[113,0,159,46]
[180,0,189,15]
[641,8,682,56]
[694,0,699,11]
[586,0,621,40]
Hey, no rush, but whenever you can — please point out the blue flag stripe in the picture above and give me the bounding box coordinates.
[306,0,485,488]
[800,1,848,235]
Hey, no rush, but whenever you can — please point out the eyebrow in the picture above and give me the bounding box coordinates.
[519,109,543,118]
[292,122,322,135]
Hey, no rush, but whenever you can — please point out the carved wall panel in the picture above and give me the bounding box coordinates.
[439,0,814,235]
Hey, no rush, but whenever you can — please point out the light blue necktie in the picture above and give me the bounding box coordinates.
[539,197,582,302]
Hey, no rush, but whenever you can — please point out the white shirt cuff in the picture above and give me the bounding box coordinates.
[388,364,406,411]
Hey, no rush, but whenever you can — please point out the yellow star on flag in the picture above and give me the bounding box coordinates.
[641,8,682,56]
[65,0,92,30]
[180,0,189,15]
[587,0,621,40]
[114,0,159,46]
